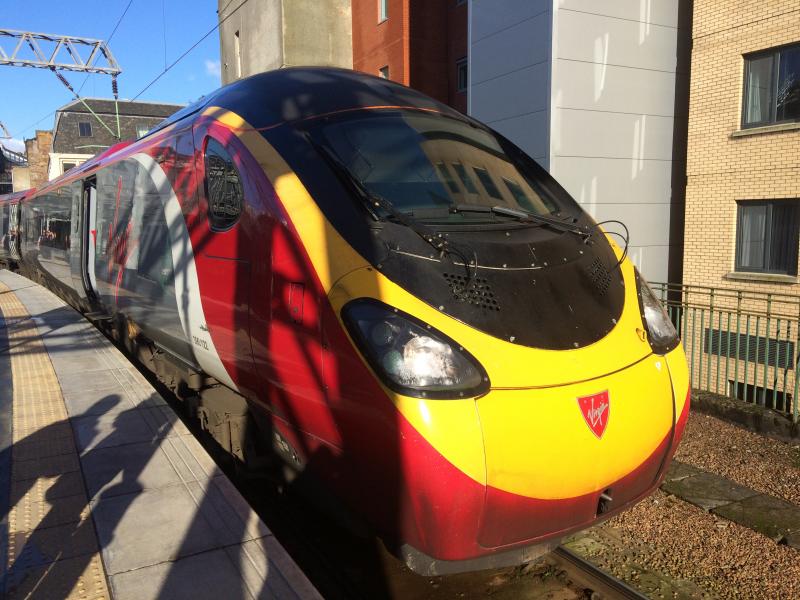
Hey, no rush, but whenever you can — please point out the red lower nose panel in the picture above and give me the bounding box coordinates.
[477,395,689,549]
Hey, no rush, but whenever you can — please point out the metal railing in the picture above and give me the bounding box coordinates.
[651,282,800,422]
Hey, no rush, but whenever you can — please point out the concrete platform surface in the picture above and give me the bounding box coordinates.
[0,270,322,600]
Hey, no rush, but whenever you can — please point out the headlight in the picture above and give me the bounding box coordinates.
[634,268,679,354]
[342,299,490,399]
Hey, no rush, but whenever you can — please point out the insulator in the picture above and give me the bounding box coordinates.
[111,75,119,98]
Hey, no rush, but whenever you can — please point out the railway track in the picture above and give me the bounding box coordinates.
[551,546,650,600]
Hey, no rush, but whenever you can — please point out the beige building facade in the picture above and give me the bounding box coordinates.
[217,0,352,85]
[681,1,800,413]
[684,1,800,292]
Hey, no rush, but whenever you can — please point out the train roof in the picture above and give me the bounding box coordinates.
[0,190,33,204]
[150,67,466,136]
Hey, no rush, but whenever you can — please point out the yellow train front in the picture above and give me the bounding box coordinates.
[208,69,692,576]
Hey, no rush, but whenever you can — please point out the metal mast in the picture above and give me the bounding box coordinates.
[0,29,124,139]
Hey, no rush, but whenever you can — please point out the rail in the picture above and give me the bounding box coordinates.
[551,547,649,599]
[651,282,800,422]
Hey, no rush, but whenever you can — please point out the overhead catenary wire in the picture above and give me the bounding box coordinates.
[131,0,250,101]
[76,0,135,95]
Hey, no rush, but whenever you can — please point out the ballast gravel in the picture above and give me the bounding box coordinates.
[605,490,800,600]
[675,412,800,506]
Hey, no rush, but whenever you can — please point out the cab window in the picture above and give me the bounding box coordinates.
[204,138,243,230]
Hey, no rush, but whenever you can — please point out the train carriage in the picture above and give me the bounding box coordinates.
[5,68,689,575]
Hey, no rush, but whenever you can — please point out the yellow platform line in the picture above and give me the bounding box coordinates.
[0,282,110,600]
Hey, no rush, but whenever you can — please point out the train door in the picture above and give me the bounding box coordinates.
[188,125,256,393]
[82,178,98,298]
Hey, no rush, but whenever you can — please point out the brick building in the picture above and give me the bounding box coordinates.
[49,99,183,179]
[10,130,52,191]
[351,0,468,113]
[683,0,800,293]
[679,1,800,410]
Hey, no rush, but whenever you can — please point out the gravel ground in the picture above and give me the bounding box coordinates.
[602,490,800,599]
[675,411,800,505]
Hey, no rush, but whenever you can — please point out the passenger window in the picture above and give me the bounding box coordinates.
[204,138,243,230]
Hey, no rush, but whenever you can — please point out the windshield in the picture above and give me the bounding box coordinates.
[306,109,578,222]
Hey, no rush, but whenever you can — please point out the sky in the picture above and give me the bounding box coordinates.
[0,0,223,152]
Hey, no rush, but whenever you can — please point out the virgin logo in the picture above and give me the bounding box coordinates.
[577,391,610,439]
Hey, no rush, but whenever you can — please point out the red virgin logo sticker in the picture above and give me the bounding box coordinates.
[577,391,610,439]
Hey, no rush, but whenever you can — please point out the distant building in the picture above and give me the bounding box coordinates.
[48,99,183,180]
[1,144,27,194]
[10,130,52,191]
[351,0,468,113]
[468,1,691,284]
[217,0,352,85]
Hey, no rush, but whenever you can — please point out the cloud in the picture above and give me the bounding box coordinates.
[1,138,25,154]
[205,59,221,79]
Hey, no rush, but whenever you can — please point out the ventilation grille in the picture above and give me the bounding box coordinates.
[443,273,500,311]
[586,257,611,296]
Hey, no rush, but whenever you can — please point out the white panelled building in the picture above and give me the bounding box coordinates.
[468,0,688,283]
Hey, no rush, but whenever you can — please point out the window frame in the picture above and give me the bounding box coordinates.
[735,199,800,276]
[742,43,800,129]
[456,56,468,93]
[78,121,92,137]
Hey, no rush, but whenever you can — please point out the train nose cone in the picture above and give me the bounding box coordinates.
[474,355,676,548]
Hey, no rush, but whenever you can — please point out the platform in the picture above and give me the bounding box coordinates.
[0,269,321,600]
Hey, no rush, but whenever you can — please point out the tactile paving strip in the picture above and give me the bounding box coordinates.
[0,282,111,600]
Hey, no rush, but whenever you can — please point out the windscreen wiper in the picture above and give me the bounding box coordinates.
[308,137,480,297]
[453,204,591,240]
[308,136,450,253]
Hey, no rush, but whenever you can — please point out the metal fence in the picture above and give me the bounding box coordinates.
[650,282,800,422]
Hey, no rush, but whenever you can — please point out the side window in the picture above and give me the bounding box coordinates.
[204,138,243,231]
[735,199,800,275]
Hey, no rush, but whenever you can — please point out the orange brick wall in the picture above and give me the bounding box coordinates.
[352,0,468,112]
[684,1,800,295]
[352,0,410,84]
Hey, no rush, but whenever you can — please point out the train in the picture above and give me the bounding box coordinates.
[0,67,690,576]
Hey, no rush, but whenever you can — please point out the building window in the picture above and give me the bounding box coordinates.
[379,65,390,79]
[62,162,76,174]
[435,163,460,194]
[204,138,243,231]
[379,0,388,22]
[473,167,502,200]
[456,57,468,93]
[452,163,478,193]
[742,44,800,127]
[234,30,242,79]
[135,125,150,139]
[78,122,92,137]
[735,200,800,275]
